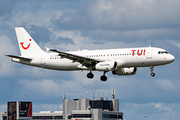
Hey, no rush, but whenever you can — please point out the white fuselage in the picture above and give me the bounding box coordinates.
[14,47,175,71]
[8,27,175,80]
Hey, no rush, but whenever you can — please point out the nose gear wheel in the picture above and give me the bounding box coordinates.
[150,66,155,77]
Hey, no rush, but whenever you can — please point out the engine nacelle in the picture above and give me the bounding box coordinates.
[95,61,117,71]
[112,67,137,76]
[115,60,126,68]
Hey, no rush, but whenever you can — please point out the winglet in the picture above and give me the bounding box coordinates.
[45,47,50,52]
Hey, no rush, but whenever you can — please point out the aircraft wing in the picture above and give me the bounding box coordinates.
[50,49,103,67]
[6,55,32,62]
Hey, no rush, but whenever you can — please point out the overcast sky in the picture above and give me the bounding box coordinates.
[0,0,180,120]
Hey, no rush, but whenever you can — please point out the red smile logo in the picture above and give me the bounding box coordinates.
[20,39,31,50]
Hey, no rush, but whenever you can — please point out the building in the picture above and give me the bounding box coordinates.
[62,97,123,120]
[33,111,63,120]
[0,90,123,120]
[0,112,7,120]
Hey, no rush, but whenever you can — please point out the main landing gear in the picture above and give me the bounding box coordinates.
[87,72,94,79]
[150,66,155,77]
[100,72,107,82]
[87,71,108,82]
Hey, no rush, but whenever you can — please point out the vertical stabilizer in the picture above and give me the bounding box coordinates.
[15,27,44,56]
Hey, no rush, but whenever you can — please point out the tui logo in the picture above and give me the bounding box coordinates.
[20,39,31,50]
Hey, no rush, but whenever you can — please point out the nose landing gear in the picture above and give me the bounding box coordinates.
[150,66,155,77]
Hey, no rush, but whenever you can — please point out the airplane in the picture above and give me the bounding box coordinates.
[6,27,175,81]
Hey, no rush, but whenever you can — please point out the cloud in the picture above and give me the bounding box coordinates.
[5,3,62,28]
[17,78,85,99]
[155,79,179,91]
[0,35,17,76]
[148,103,172,112]
[169,40,180,49]
[18,79,60,96]
[121,102,180,120]
[0,0,17,18]
[0,104,6,111]
[51,0,180,31]
[33,103,62,112]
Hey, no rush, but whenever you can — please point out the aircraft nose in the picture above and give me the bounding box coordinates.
[169,54,175,63]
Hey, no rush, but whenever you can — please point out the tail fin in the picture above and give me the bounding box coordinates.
[15,27,45,56]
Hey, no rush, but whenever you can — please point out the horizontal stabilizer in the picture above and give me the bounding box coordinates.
[6,55,32,61]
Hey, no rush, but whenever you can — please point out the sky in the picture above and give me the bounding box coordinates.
[0,0,180,120]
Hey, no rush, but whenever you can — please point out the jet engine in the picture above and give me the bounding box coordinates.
[112,67,137,75]
[95,61,117,71]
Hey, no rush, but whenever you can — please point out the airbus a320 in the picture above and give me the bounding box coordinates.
[7,27,175,81]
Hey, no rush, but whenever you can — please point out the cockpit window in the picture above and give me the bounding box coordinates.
[158,51,168,54]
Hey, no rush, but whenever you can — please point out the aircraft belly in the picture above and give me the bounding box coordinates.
[18,57,41,67]
[125,56,170,67]
[124,56,157,67]
[45,59,80,70]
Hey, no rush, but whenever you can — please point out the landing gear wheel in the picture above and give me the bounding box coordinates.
[150,66,155,77]
[151,72,155,77]
[100,75,107,82]
[87,72,94,79]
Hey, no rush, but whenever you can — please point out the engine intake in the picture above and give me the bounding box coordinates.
[112,67,137,76]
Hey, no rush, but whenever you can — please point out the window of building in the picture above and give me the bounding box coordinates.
[3,116,7,120]
[32,116,63,119]
[103,114,122,119]
[72,114,92,118]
